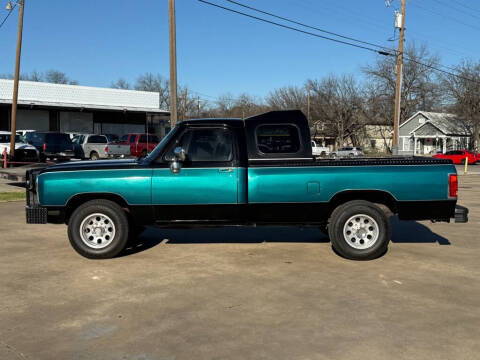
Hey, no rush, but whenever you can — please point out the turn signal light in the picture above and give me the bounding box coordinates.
[449,174,458,198]
[105,146,108,153]
[42,143,46,151]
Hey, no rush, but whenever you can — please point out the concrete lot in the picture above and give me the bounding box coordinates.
[0,176,479,360]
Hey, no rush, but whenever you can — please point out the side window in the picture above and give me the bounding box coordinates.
[129,136,136,144]
[164,128,233,163]
[88,135,107,144]
[256,125,301,154]
[121,135,129,142]
[139,135,147,143]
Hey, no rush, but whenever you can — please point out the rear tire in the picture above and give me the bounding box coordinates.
[141,149,148,158]
[328,200,390,260]
[68,199,129,259]
[90,151,99,161]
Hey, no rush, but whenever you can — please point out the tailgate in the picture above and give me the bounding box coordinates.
[108,144,131,155]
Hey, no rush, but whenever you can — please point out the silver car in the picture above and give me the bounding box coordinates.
[331,146,364,158]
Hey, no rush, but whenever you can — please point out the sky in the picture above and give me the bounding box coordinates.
[0,0,478,103]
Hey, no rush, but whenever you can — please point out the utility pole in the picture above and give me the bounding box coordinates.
[392,0,406,155]
[9,0,25,160]
[168,0,178,128]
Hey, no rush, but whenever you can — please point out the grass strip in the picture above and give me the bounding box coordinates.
[0,192,26,202]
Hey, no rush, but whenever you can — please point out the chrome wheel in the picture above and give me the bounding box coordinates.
[343,214,379,250]
[79,213,116,249]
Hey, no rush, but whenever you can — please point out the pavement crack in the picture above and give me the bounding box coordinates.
[0,340,29,360]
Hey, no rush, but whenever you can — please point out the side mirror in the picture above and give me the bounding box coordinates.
[174,147,186,162]
[170,147,186,174]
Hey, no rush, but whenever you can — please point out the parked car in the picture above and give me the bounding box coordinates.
[25,110,468,260]
[25,132,74,161]
[311,140,330,157]
[433,150,478,164]
[120,133,160,158]
[72,134,130,160]
[0,131,39,162]
[331,146,364,158]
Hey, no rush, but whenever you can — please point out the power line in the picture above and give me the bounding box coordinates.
[410,1,480,32]
[449,0,480,15]
[0,3,17,29]
[224,0,393,52]
[197,0,391,56]
[199,0,480,85]
[432,0,480,21]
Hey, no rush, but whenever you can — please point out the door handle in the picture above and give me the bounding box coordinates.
[218,167,233,173]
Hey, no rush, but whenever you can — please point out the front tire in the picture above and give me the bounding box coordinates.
[328,200,390,260]
[68,199,129,259]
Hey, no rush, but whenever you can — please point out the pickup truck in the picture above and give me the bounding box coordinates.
[120,133,160,158]
[25,110,468,260]
[311,140,329,157]
[72,134,130,160]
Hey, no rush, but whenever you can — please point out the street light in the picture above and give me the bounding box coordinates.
[6,0,25,161]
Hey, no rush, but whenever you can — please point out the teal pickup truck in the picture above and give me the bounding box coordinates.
[26,110,468,260]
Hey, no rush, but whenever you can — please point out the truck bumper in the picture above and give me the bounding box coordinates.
[454,205,468,223]
[26,206,48,224]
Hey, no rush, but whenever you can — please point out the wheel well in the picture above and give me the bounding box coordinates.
[64,193,129,223]
[90,151,98,157]
[328,190,397,216]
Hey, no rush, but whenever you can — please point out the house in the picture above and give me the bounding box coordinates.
[0,79,170,138]
[398,111,471,156]
[360,124,393,153]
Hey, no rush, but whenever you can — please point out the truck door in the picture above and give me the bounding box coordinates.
[151,126,239,222]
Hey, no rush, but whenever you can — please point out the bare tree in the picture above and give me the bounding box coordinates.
[266,86,307,115]
[45,70,78,85]
[134,73,170,110]
[111,78,131,89]
[363,43,443,125]
[309,74,365,147]
[442,61,480,150]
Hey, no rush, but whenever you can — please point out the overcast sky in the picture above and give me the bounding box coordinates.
[0,0,478,100]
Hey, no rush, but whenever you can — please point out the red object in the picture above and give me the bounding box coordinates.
[433,150,477,164]
[449,174,458,198]
[43,143,47,151]
[105,146,109,153]
[119,133,160,157]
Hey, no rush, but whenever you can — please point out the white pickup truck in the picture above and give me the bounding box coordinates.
[311,140,330,157]
[72,134,130,160]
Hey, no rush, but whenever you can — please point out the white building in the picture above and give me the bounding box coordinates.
[0,79,170,137]
[398,111,471,156]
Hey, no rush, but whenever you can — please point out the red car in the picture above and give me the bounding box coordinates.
[433,150,478,164]
[120,133,160,158]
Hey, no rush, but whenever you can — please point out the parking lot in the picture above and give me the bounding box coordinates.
[0,174,479,360]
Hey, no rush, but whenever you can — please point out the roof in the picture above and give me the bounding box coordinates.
[402,111,471,136]
[0,79,169,114]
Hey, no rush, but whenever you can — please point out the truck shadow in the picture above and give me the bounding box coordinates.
[389,216,450,245]
[122,216,450,256]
